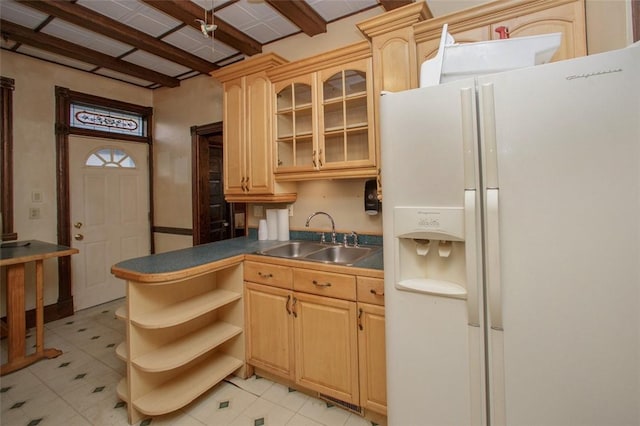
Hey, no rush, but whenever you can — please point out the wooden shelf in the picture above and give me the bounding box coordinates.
[324,123,368,133]
[117,377,128,401]
[130,289,241,329]
[116,342,128,361]
[115,305,127,320]
[324,92,367,104]
[133,353,243,416]
[132,322,242,372]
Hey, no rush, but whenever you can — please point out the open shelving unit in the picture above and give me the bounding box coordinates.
[113,260,246,425]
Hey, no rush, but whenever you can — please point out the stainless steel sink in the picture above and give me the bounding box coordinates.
[257,241,379,266]
[303,245,376,265]
[258,241,326,258]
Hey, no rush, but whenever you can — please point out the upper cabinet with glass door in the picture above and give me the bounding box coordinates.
[273,75,316,172]
[269,42,377,181]
[320,59,375,173]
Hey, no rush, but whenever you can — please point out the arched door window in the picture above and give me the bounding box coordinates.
[85,147,136,168]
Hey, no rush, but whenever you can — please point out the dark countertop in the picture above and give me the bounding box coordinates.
[113,236,383,276]
[0,240,78,266]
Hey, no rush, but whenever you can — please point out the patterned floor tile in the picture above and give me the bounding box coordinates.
[227,375,275,397]
[261,383,310,413]
[1,298,378,426]
[298,397,351,426]
[285,414,325,426]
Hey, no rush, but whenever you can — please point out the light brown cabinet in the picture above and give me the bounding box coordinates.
[357,302,386,415]
[357,2,433,200]
[294,291,359,404]
[113,259,246,425]
[414,0,587,66]
[243,258,386,411]
[356,276,386,415]
[269,42,377,181]
[272,75,316,172]
[212,54,297,203]
[318,61,375,172]
[358,0,586,201]
[244,281,295,380]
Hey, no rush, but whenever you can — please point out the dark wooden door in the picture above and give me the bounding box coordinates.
[192,122,246,245]
[207,138,230,242]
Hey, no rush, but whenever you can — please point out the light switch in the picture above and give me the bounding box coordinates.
[253,205,264,217]
[29,207,41,220]
[32,191,43,203]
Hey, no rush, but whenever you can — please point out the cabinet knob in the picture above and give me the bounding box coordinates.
[74,234,84,241]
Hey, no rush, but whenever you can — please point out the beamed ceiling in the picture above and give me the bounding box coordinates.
[0,0,413,89]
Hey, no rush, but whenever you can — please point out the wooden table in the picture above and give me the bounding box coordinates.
[1,240,78,375]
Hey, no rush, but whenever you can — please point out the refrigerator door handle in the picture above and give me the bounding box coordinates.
[461,87,477,190]
[464,190,480,327]
[480,83,499,189]
[486,188,503,331]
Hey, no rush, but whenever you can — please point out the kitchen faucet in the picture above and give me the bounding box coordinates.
[344,231,359,247]
[305,211,336,244]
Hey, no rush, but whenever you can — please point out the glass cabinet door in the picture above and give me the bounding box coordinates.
[275,81,314,171]
[320,66,372,168]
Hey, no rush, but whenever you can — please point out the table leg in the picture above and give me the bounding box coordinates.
[1,261,62,376]
[36,259,62,360]
[6,263,26,361]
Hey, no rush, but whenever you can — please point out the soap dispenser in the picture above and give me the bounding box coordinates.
[364,179,380,215]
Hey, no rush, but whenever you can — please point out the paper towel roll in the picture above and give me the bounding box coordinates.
[266,209,278,240]
[277,208,290,241]
[258,219,268,241]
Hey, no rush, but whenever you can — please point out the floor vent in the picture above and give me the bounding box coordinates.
[319,394,362,415]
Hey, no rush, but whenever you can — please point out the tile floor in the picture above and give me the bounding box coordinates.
[1,299,378,426]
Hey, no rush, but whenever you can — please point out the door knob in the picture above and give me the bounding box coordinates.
[74,222,83,229]
[74,234,84,241]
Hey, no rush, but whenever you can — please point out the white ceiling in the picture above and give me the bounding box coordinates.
[1,0,385,88]
[0,0,485,89]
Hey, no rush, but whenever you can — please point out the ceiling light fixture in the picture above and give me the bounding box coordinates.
[195,1,217,38]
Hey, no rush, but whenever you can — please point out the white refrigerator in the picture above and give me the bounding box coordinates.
[380,43,640,426]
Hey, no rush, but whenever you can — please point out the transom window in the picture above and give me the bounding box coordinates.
[86,148,136,168]
[71,103,146,137]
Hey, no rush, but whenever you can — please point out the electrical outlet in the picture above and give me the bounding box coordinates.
[32,191,43,203]
[287,204,294,217]
[253,205,264,217]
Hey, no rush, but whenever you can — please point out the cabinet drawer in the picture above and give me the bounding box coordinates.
[245,261,292,289]
[293,268,356,300]
[357,277,385,306]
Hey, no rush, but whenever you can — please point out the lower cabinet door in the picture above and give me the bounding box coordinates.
[358,302,387,414]
[245,282,295,380]
[293,291,359,404]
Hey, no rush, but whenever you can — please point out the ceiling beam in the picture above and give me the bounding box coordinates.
[0,20,180,88]
[17,0,217,75]
[141,0,262,56]
[378,0,414,11]
[264,0,326,37]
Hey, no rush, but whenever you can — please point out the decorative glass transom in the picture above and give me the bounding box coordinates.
[71,103,145,137]
[86,148,136,168]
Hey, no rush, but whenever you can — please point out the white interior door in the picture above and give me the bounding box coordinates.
[69,137,150,310]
